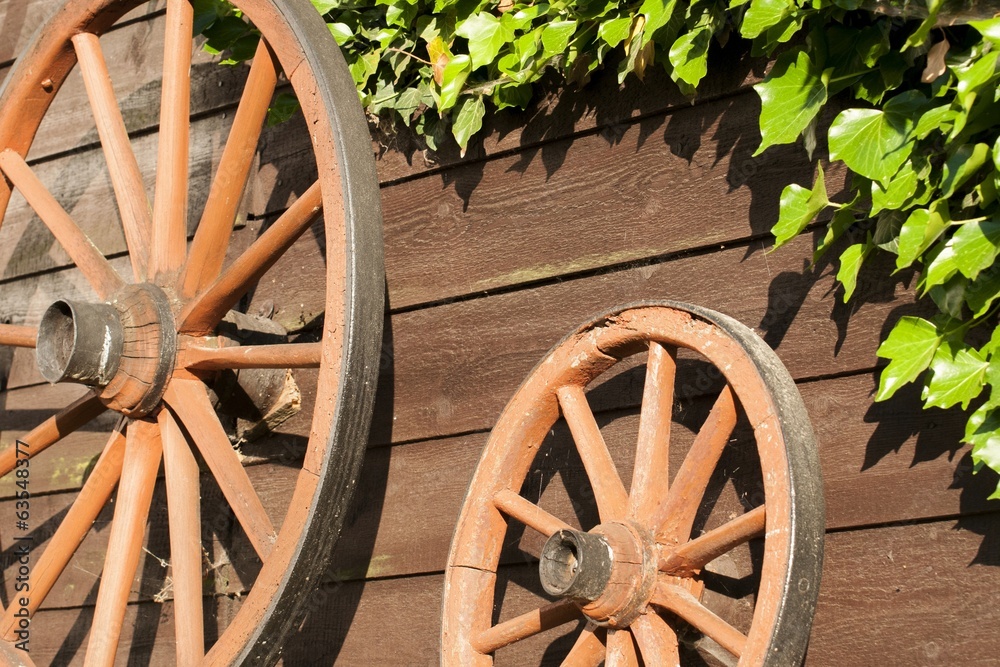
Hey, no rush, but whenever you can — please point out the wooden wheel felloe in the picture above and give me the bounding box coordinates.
[0,0,383,662]
[443,303,824,666]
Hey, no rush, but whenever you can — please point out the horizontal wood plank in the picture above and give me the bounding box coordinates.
[0,0,162,67]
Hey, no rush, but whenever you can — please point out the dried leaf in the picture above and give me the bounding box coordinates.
[921,37,949,83]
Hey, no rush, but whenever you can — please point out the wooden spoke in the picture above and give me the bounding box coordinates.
[606,628,639,667]
[0,392,106,478]
[85,419,162,667]
[556,385,628,523]
[631,613,681,666]
[0,150,124,298]
[651,583,747,659]
[150,0,193,276]
[164,380,276,560]
[654,386,737,544]
[660,505,766,577]
[178,181,322,335]
[72,32,151,281]
[493,489,572,538]
[159,409,204,665]
[472,599,580,655]
[0,428,125,640]
[180,342,321,371]
[182,39,278,298]
[629,341,677,522]
[0,324,35,348]
[561,623,606,667]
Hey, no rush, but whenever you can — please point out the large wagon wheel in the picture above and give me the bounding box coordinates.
[443,303,824,666]
[0,0,382,662]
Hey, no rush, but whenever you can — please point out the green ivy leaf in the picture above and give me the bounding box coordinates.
[952,219,1000,281]
[896,202,950,270]
[753,50,827,154]
[328,22,354,45]
[829,107,915,184]
[639,0,679,42]
[311,0,338,12]
[669,26,712,87]
[924,238,959,289]
[971,18,1000,48]
[456,12,514,70]
[902,0,942,48]
[875,316,942,401]
[941,143,990,199]
[772,164,830,249]
[598,16,633,48]
[837,240,870,301]
[966,265,1000,317]
[267,92,300,126]
[953,52,999,110]
[814,207,856,263]
[923,341,987,409]
[453,95,486,155]
[965,403,1000,498]
[930,274,969,319]
[871,162,918,214]
[437,54,471,111]
[540,21,577,61]
[740,0,789,39]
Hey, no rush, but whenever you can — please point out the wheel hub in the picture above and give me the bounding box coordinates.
[538,522,659,628]
[36,284,177,417]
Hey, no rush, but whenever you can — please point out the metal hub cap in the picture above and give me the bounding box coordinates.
[538,521,659,629]
[36,283,177,417]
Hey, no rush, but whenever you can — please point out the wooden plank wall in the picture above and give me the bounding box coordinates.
[2,1,1000,664]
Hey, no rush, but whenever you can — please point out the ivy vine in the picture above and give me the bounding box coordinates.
[197,0,1000,496]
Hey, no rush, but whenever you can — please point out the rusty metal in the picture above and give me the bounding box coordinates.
[442,303,824,666]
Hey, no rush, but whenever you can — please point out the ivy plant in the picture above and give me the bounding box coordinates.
[197,0,1000,496]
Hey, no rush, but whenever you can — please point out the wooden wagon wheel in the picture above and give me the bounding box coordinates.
[0,0,383,662]
[443,303,824,666]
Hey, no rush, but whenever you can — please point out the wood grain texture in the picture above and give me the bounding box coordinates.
[0,0,163,67]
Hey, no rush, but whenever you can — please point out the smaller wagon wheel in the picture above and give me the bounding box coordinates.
[442,303,824,666]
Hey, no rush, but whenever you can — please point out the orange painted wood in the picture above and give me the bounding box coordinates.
[180,342,321,370]
[0,150,124,298]
[158,409,204,665]
[629,342,676,522]
[149,0,193,276]
[178,180,322,335]
[651,583,747,659]
[473,599,580,654]
[630,613,680,666]
[660,505,767,577]
[0,324,34,347]
[493,489,572,538]
[0,428,124,639]
[556,385,629,523]
[654,387,736,544]
[84,419,162,667]
[71,32,151,282]
[605,628,639,667]
[562,624,606,666]
[181,39,278,298]
[163,380,276,560]
[0,391,105,478]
